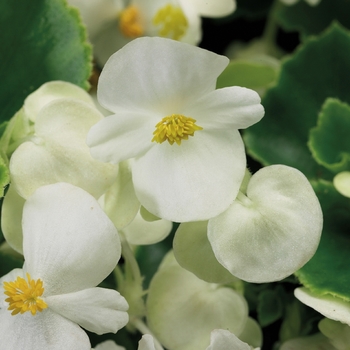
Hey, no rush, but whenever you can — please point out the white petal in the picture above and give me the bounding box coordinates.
[23,81,94,122]
[208,165,323,282]
[103,160,140,231]
[295,288,350,326]
[46,287,129,334]
[87,111,156,164]
[22,183,121,296]
[94,340,126,350]
[10,99,119,199]
[1,185,25,254]
[206,329,252,350]
[98,37,228,114]
[138,334,157,350]
[334,171,350,198]
[187,87,264,130]
[239,317,263,349]
[0,307,90,350]
[133,129,246,222]
[280,333,335,350]
[147,252,248,350]
[122,210,172,245]
[186,0,236,17]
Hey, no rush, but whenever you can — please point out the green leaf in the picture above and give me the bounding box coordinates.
[296,180,350,301]
[234,0,274,18]
[244,23,350,180]
[0,0,92,123]
[309,98,350,173]
[216,60,278,92]
[257,288,284,327]
[0,250,23,277]
[275,0,350,39]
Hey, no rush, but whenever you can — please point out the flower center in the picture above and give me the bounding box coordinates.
[152,4,188,40]
[3,273,48,316]
[119,5,144,38]
[152,114,203,145]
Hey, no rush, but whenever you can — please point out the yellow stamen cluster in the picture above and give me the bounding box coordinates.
[152,114,203,145]
[3,273,48,316]
[152,4,188,41]
[119,5,144,38]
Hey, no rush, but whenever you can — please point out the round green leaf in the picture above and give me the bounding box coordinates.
[244,23,350,180]
[275,0,350,39]
[296,180,350,301]
[309,98,350,173]
[0,0,92,123]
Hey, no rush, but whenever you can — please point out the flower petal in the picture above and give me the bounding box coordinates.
[94,340,126,350]
[206,329,253,350]
[103,160,140,231]
[187,86,264,130]
[295,287,350,326]
[208,165,323,282]
[147,252,248,350]
[97,37,228,114]
[186,0,236,17]
[46,287,129,335]
[87,111,156,164]
[1,185,25,254]
[132,129,246,222]
[23,81,94,122]
[0,307,90,350]
[22,183,121,296]
[122,210,172,245]
[138,334,157,350]
[10,99,119,199]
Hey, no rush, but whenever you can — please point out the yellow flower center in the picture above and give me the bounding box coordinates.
[152,114,203,145]
[119,5,144,38]
[152,4,188,41]
[3,273,48,316]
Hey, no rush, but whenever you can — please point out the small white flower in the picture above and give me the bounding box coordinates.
[87,37,264,222]
[0,183,128,350]
[69,0,236,65]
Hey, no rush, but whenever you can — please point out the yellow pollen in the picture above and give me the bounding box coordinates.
[152,114,203,145]
[152,4,188,41]
[119,5,144,38]
[3,273,48,316]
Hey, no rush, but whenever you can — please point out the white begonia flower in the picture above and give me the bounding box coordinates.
[295,287,350,327]
[207,164,323,283]
[69,0,236,66]
[0,183,129,350]
[87,37,264,222]
[9,98,119,200]
[207,329,260,350]
[280,0,321,6]
[146,251,250,350]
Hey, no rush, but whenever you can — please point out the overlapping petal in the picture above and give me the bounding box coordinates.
[87,111,156,164]
[206,329,255,350]
[187,0,236,17]
[46,287,129,334]
[133,129,246,222]
[0,307,91,350]
[147,252,248,350]
[97,37,228,114]
[295,287,350,326]
[11,99,118,199]
[187,87,264,130]
[23,81,94,122]
[208,165,323,282]
[22,183,121,296]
